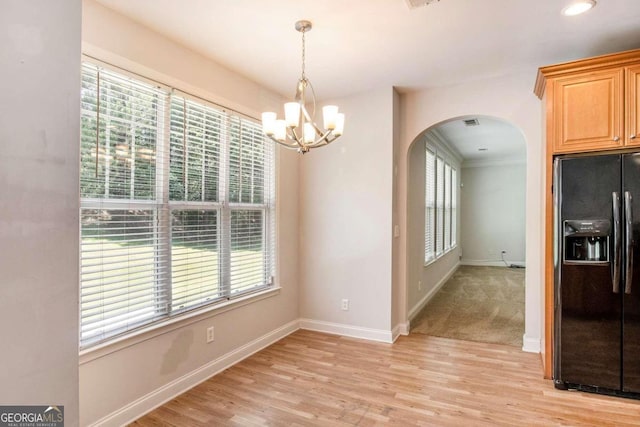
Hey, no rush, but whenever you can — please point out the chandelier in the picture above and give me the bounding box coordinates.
[261,20,345,154]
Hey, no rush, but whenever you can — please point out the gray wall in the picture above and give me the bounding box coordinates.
[460,163,526,265]
[299,87,395,334]
[0,1,81,425]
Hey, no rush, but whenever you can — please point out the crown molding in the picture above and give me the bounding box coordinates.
[424,129,464,165]
[462,156,526,168]
[534,48,640,99]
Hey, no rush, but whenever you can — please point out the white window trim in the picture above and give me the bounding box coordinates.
[79,58,277,351]
[79,286,281,364]
[424,140,459,267]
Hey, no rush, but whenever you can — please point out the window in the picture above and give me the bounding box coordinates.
[424,145,457,264]
[425,149,436,262]
[444,163,451,251]
[451,168,457,247]
[435,155,444,257]
[80,62,275,348]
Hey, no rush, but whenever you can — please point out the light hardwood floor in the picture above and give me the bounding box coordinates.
[131,330,640,426]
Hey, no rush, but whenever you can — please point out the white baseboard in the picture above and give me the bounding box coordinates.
[392,323,410,342]
[460,259,526,267]
[407,262,459,322]
[299,318,393,343]
[522,334,540,353]
[90,319,300,427]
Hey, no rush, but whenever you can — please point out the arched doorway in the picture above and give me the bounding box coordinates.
[405,115,527,346]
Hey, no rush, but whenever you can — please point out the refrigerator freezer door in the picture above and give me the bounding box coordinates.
[557,154,621,390]
[623,154,640,393]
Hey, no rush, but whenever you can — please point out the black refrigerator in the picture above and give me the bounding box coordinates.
[554,152,640,397]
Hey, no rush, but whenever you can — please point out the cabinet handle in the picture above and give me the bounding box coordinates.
[631,134,637,140]
[614,136,621,142]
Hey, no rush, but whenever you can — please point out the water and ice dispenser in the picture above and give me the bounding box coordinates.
[563,219,610,264]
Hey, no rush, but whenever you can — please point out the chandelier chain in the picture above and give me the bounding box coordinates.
[261,20,344,153]
[301,28,306,80]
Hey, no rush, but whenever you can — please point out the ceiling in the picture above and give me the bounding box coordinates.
[427,116,527,165]
[93,0,640,100]
[92,0,640,161]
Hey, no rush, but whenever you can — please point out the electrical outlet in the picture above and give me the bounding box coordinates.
[341,299,349,311]
[418,280,422,291]
[206,326,214,343]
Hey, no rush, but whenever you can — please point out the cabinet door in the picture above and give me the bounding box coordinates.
[627,65,640,147]
[553,68,624,153]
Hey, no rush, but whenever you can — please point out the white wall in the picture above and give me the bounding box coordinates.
[80,2,299,425]
[299,87,395,339]
[397,70,543,353]
[406,139,461,319]
[0,1,81,425]
[460,163,526,265]
[391,90,404,334]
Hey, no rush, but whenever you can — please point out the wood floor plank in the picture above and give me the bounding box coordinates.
[130,330,640,426]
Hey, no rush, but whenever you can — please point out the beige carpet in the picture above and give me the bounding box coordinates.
[411,265,525,347]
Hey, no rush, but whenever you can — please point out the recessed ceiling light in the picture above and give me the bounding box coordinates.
[562,0,596,16]
[405,0,440,10]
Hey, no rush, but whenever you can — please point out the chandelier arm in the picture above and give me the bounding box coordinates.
[287,127,306,148]
[266,134,299,150]
[311,130,334,146]
[300,103,324,138]
[306,78,317,126]
[302,133,337,150]
[309,118,326,138]
[305,134,340,151]
[300,103,313,124]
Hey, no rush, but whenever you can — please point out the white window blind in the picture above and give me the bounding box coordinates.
[168,96,223,313]
[444,163,452,250]
[425,149,436,262]
[424,145,457,264]
[79,62,275,348]
[228,117,274,294]
[435,156,445,256]
[170,210,220,311]
[451,168,457,247]
[80,63,168,344]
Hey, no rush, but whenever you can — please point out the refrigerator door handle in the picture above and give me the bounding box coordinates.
[613,192,621,293]
[625,191,633,294]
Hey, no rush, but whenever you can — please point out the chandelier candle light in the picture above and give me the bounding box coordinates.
[262,20,345,153]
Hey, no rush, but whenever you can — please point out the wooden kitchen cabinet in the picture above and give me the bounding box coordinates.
[552,68,624,153]
[535,48,640,155]
[627,64,640,147]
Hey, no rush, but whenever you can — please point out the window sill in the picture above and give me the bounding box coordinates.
[424,244,458,267]
[79,286,281,365]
